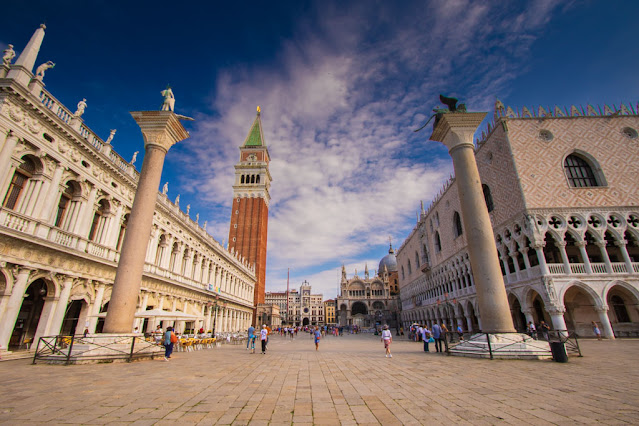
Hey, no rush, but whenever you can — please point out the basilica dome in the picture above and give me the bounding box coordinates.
[378,244,397,274]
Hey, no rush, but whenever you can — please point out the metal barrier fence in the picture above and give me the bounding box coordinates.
[32,335,161,365]
[439,330,581,360]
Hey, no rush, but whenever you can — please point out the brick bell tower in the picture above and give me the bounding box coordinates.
[228,107,271,322]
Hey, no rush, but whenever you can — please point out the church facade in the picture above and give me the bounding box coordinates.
[336,248,401,329]
[397,100,639,339]
[0,26,257,354]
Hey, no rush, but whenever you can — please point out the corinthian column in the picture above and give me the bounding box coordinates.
[104,110,190,333]
[430,112,515,333]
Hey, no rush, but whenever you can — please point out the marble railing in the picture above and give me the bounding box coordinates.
[38,88,138,179]
[0,208,251,300]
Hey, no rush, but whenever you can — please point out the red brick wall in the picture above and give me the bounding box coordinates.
[228,196,268,306]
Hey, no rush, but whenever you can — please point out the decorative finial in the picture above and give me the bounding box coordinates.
[257,105,261,115]
[40,24,46,29]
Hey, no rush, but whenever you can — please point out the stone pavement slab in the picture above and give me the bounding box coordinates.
[0,333,638,424]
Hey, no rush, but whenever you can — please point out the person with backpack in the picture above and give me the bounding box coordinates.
[164,326,177,361]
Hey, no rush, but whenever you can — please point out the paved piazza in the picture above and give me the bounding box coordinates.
[1,334,638,425]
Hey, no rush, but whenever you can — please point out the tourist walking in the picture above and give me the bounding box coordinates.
[457,324,464,341]
[247,324,255,350]
[163,326,177,361]
[441,323,449,343]
[431,322,443,352]
[314,326,321,351]
[260,325,268,354]
[528,321,537,339]
[540,321,550,340]
[592,321,602,340]
[381,324,393,357]
[421,325,431,352]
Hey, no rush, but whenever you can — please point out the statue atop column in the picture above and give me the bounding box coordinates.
[105,129,116,144]
[162,182,169,195]
[414,94,467,133]
[2,44,15,66]
[161,86,175,111]
[74,98,87,117]
[34,61,55,81]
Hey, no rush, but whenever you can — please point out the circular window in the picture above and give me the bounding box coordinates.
[539,129,554,141]
[303,307,309,314]
[622,127,638,139]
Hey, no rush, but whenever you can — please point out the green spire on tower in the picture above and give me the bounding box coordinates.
[243,106,265,147]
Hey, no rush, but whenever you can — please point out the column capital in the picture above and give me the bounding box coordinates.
[614,240,627,247]
[575,241,587,248]
[546,305,566,315]
[429,112,487,152]
[595,305,609,313]
[130,111,190,152]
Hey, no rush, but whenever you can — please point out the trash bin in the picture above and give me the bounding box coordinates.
[549,341,568,363]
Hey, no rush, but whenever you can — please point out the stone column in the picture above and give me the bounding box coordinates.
[575,241,593,274]
[0,267,33,349]
[429,113,515,333]
[0,131,20,194]
[104,111,190,334]
[546,307,568,333]
[596,242,613,274]
[87,283,106,333]
[596,307,615,339]
[615,241,634,274]
[556,242,572,274]
[532,244,549,275]
[45,276,74,338]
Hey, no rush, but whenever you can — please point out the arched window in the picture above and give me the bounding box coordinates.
[240,175,244,184]
[422,244,429,264]
[251,175,255,184]
[3,157,35,209]
[435,232,442,252]
[611,295,630,323]
[55,184,74,227]
[482,184,494,212]
[256,175,260,184]
[116,214,129,252]
[88,199,109,241]
[407,260,412,275]
[415,251,420,268]
[401,266,405,280]
[564,154,600,187]
[453,211,463,237]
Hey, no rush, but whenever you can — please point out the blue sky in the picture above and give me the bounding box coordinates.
[3,1,638,298]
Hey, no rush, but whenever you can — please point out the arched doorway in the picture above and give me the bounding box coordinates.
[563,285,599,336]
[61,300,84,335]
[339,304,347,326]
[508,294,527,332]
[9,279,48,350]
[351,302,368,327]
[529,291,551,326]
[466,303,479,332]
[606,284,639,336]
[302,317,310,326]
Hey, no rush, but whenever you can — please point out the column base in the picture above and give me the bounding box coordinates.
[33,333,162,365]
[447,333,553,360]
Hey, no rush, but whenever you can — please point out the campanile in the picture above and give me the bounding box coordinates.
[228,107,271,314]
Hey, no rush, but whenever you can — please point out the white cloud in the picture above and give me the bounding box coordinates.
[169,1,564,298]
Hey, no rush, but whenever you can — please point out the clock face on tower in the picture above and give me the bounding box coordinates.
[304,307,309,314]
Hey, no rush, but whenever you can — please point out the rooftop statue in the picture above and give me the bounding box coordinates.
[2,44,15,66]
[34,61,55,81]
[414,93,467,133]
[74,98,87,117]
[105,129,116,144]
[162,182,169,195]
[161,86,175,112]
[130,151,138,165]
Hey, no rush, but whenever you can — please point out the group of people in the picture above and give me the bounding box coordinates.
[247,325,270,354]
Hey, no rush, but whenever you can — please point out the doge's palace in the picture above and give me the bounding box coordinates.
[0,26,256,354]
[398,100,639,339]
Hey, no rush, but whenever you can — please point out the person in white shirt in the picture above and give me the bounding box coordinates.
[417,326,424,343]
[421,325,431,352]
[260,325,269,354]
[381,324,393,358]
